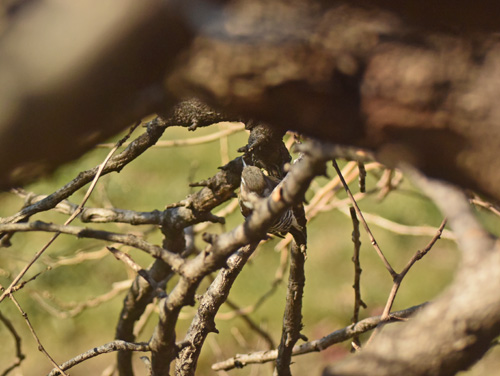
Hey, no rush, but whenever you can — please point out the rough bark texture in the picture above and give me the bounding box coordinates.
[166,0,500,202]
[2,0,500,204]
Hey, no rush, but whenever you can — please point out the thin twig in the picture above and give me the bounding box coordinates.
[380,219,447,321]
[45,246,111,268]
[367,219,447,344]
[336,208,455,240]
[0,123,140,304]
[9,294,68,375]
[219,124,232,165]
[212,304,426,371]
[47,340,150,376]
[332,160,397,278]
[97,122,244,148]
[107,247,166,299]
[0,311,25,376]
[223,298,276,350]
[31,280,132,319]
[469,194,500,216]
[358,162,366,193]
[0,221,185,271]
[349,207,365,350]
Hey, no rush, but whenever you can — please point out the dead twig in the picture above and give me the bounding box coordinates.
[332,160,396,278]
[0,122,140,304]
[212,304,425,371]
[47,340,150,376]
[9,294,68,375]
[350,207,365,350]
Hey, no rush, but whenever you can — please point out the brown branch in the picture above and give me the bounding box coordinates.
[212,304,425,371]
[175,243,259,375]
[324,170,499,376]
[275,241,307,375]
[9,294,68,375]
[349,207,365,350]
[0,118,168,228]
[31,280,131,319]
[47,340,150,376]
[148,139,332,374]
[367,219,447,344]
[223,298,276,350]
[0,221,185,268]
[0,124,138,304]
[332,159,396,278]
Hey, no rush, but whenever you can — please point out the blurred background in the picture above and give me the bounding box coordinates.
[0,122,498,375]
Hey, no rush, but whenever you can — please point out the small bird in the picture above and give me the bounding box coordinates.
[239,163,297,237]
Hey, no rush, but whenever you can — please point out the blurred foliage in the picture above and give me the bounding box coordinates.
[0,122,499,375]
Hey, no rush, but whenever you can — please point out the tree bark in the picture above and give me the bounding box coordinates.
[166,0,500,202]
[2,0,500,204]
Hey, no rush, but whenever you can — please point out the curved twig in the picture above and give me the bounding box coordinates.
[47,340,150,376]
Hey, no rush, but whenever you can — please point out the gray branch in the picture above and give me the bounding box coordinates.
[47,340,150,376]
[212,304,425,371]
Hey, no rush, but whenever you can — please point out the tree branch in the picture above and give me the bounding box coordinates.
[176,243,259,376]
[324,170,500,376]
[275,241,307,375]
[0,221,185,271]
[212,304,425,371]
[47,340,150,376]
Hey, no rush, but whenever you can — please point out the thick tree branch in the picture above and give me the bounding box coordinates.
[275,240,307,376]
[167,0,500,203]
[148,139,334,374]
[0,117,169,229]
[176,243,259,376]
[115,154,243,375]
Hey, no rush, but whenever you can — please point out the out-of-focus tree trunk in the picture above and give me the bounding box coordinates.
[166,0,500,202]
[2,0,500,204]
[0,0,192,188]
